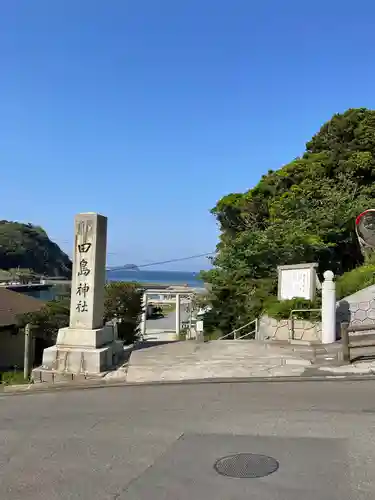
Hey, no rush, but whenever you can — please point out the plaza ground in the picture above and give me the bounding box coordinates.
[1,380,375,499]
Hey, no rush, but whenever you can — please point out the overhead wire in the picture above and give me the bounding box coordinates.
[50,237,215,270]
[107,252,215,271]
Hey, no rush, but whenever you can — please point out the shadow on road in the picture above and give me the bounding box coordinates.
[133,340,176,351]
[351,353,375,363]
[147,313,165,320]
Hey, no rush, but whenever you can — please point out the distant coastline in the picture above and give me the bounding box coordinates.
[28,269,204,301]
[107,269,203,287]
[45,269,204,288]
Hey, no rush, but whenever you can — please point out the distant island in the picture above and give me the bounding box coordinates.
[0,221,72,278]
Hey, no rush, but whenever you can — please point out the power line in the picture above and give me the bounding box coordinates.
[51,237,215,269]
[107,252,215,272]
[54,240,210,259]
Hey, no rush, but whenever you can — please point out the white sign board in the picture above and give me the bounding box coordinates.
[278,264,317,301]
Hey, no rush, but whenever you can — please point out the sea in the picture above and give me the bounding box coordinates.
[26,269,204,301]
[107,269,203,287]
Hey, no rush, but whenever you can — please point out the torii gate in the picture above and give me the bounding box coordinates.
[139,289,196,339]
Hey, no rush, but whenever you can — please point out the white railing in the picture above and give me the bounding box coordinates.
[217,318,258,340]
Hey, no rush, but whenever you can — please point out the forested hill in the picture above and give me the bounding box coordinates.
[202,108,375,333]
[0,221,72,277]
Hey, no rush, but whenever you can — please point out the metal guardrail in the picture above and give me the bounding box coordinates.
[217,318,258,340]
[289,309,321,340]
[340,322,375,363]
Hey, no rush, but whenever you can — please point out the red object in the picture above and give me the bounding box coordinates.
[356,210,372,226]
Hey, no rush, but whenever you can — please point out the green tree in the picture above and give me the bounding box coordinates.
[19,297,71,342]
[20,282,143,345]
[104,281,143,344]
[0,221,72,277]
[202,108,375,333]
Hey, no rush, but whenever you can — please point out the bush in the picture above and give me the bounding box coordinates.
[104,281,143,344]
[336,264,375,300]
[263,297,321,321]
[203,329,223,341]
[19,281,143,345]
[18,297,70,342]
[1,370,28,385]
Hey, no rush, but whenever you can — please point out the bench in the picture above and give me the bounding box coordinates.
[340,322,375,363]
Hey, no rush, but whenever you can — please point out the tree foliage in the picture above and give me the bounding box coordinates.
[104,281,143,344]
[263,297,321,321]
[0,221,72,277]
[19,297,71,342]
[20,281,143,345]
[202,108,375,333]
[335,261,375,300]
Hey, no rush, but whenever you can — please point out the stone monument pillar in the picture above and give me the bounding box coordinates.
[140,292,148,339]
[33,213,124,380]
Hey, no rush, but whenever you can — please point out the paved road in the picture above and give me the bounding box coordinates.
[146,304,189,331]
[1,380,375,499]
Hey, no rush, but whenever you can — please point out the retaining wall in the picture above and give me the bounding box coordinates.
[258,315,321,342]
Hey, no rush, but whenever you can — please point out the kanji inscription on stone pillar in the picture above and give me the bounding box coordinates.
[69,213,107,330]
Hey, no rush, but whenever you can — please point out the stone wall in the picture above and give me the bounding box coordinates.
[336,284,375,330]
[258,315,321,342]
[257,284,375,343]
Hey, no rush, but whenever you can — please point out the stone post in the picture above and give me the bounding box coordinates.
[23,323,32,380]
[196,317,204,343]
[186,297,192,340]
[140,292,148,339]
[112,318,119,340]
[37,213,123,377]
[176,293,181,337]
[321,270,336,344]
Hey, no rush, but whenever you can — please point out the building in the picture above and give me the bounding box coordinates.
[0,288,45,370]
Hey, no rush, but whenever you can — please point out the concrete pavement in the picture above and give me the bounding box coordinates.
[1,380,375,499]
[126,340,308,383]
[23,338,375,390]
[145,304,189,332]
[126,339,344,383]
[142,305,190,342]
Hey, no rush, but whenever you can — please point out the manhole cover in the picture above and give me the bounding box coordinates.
[214,453,279,478]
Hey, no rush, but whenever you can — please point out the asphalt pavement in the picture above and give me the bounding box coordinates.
[146,304,189,331]
[1,380,375,499]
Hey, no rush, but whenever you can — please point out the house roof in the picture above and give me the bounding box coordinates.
[0,288,45,327]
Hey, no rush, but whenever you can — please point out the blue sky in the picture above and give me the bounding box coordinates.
[1,1,375,270]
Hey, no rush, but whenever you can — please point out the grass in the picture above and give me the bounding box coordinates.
[336,263,375,300]
[0,370,29,385]
[204,329,223,341]
[177,328,223,342]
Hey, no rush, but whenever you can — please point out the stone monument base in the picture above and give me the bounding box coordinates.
[32,325,125,383]
[55,325,116,349]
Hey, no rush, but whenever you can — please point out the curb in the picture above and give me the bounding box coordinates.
[1,372,375,397]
